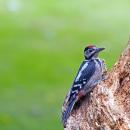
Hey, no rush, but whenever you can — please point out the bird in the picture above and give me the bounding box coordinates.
[62,45,106,127]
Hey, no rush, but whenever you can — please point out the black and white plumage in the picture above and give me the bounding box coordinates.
[62,45,106,127]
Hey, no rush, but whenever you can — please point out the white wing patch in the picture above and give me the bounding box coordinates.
[75,62,88,81]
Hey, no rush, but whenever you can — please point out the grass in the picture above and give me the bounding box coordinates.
[0,0,130,130]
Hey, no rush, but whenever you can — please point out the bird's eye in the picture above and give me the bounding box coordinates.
[89,49,93,52]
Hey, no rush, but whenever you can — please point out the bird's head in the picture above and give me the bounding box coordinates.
[84,45,105,60]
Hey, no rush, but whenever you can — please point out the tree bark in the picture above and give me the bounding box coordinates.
[65,40,130,130]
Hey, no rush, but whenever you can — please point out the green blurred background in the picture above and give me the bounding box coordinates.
[0,0,130,130]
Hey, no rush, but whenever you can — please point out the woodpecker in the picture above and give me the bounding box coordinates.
[62,45,106,127]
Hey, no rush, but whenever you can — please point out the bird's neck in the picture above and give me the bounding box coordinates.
[85,53,99,60]
[85,56,98,60]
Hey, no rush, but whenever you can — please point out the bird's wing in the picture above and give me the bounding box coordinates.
[62,60,96,126]
[69,60,96,99]
[62,60,95,110]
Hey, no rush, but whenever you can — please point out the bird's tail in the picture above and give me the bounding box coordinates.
[62,97,77,127]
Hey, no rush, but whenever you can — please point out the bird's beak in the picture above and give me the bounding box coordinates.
[95,47,105,53]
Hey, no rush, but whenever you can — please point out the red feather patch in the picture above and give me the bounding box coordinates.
[87,45,96,48]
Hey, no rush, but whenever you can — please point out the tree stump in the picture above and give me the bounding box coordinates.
[65,41,130,130]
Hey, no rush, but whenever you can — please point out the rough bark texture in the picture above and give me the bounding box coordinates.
[65,41,130,130]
